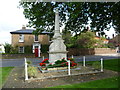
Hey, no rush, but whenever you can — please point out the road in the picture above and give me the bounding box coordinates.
[0,55,119,67]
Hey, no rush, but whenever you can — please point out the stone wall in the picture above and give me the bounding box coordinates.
[2,54,35,59]
[67,48,116,56]
[94,48,116,54]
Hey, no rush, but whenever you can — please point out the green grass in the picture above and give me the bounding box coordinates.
[50,59,119,88]
[85,58,119,72]
[0,67,14,88]
[50,76,119,88]
[103,59,119,72]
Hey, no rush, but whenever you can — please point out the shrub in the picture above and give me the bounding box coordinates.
[10,45,18,54]
[41,45,49,53]
[76,32,96,48]
[4,43,12,53]
[27,60,32,65]
[92,61,101,70]
[27,66,38,78]
[47,64,54,68]
[24,45,32,54]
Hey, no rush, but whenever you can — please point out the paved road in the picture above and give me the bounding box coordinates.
[0,55,119,67]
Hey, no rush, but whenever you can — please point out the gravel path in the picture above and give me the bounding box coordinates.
[2,66,118,88]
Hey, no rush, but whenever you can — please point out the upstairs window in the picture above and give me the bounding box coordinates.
[19,47,24,53]
[19,34,24,42]
[34,35,38,42]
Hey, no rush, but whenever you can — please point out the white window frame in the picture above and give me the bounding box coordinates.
[19,34,24,42]
[34,35,39,42]
[19,47,24,53]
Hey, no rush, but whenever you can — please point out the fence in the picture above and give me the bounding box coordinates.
[24,56,104,81]
[25,58,28,80]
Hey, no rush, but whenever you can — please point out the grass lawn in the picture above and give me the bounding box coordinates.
[103,59,119,72]
[50,59,119,88]
[50,76,119,88]
[85,58,119,72]
[0,67,14,88]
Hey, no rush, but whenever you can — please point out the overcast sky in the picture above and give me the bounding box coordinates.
[0,0,116,44]
[0,0,28,44]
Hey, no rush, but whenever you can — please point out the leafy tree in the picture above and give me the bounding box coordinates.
[10,45,18,54]
[4,43,12,53]
[76,31,96,48]
[62,30,72,44]
[88,2,120,34]
[19,2,120,35]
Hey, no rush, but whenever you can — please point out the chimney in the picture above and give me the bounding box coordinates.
[112,34,114,38]
[87,26,89,31]
[105,35,107,38]
[22,25,26,29]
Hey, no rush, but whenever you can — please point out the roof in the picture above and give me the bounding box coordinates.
[112,34,120,44]
[10,29,52,34]
[95,36,109,41]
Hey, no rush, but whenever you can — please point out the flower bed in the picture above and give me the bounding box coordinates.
[39,58,77,70]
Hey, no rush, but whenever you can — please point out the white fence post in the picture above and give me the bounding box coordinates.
[25,58,28,80]
[42,56,44,60]
[101,58,103,72]
[71,55,74,58]
[83,56,86,67]
[67,60,71,75]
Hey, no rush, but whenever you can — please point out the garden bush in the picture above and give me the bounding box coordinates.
[27,60,32,65]
[27,66,38,78]
[24,45,32,54]
[4,43,12,53]
[41,44,49,53]
[92,61,101,70]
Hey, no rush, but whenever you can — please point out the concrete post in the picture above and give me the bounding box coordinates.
[71,55,74,58]
[83,56,86,67]
[101,58,103,72]
[67,60,71,75]
[25,58,28,80]
[42,56,44,60]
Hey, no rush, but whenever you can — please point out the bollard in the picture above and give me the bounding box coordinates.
[83,56,86,67]
[67,60,71,75]
[42,56,44,60]
[101,58,103,72]
[71,55,74,58]
[25,58,28,80]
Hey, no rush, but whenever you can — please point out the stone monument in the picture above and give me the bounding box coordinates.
[48,9,68,64]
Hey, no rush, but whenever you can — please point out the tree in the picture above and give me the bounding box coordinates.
[4,43,12,53]
[76,31,96,48]
[88,2,120,34]
[62,30,72,44]
[19,2,120,35]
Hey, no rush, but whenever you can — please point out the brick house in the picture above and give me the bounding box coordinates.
[10,26,51,57]
[94,36,109,44]
[110,34,120,52]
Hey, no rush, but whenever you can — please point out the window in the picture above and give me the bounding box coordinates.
[35,46,39,49]
[19,47,24,53]
[19,34,24,42]
[34,35,38,42]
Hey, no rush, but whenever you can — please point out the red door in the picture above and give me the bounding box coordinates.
[35,48,38,57]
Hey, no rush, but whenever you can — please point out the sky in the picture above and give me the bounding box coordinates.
[0,0,117,45]
[0,0,28,44]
